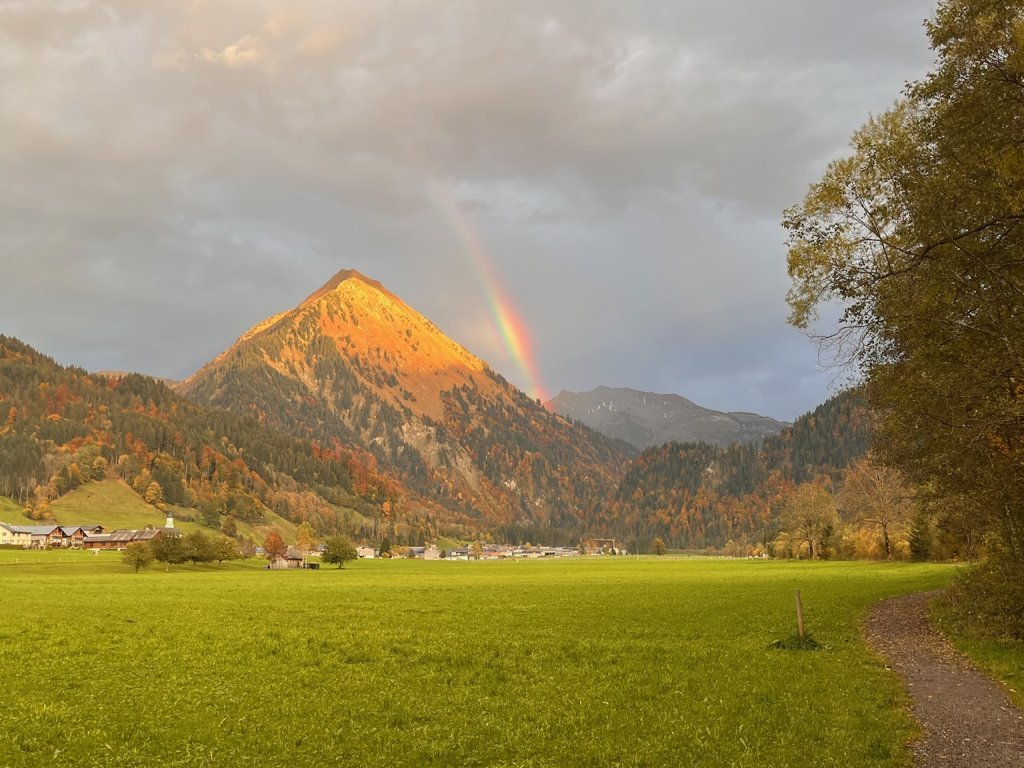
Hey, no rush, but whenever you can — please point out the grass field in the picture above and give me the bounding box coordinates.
[0,493,32,524]
[47,481,205,534]
[0,555,960,767]
[932,601,1024,709]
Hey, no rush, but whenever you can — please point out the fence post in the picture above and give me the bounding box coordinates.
[795,589,805,641]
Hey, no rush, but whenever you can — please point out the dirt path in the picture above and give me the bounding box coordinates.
[865,591,1024,767]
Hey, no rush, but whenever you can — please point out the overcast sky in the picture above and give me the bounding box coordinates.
[0,0,938,420]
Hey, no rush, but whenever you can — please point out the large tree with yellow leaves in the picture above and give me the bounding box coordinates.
[785,0,1024,565]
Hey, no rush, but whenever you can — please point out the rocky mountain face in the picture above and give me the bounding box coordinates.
[177,270,630,539]
[545,386,789,449]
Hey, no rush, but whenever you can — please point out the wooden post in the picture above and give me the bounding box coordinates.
[795,589,805,640]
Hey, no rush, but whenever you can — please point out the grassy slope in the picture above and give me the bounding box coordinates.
[241,504,299,543]
[0,557,956,768]
[5,480,301,542]
[0,495,32,525]
[47,480,204,533]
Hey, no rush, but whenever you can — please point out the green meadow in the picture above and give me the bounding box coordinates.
[1,480,301,543]
[0,554,956,767]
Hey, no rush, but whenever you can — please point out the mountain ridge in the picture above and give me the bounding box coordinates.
[546,385,789,449]
[0,318,869,552]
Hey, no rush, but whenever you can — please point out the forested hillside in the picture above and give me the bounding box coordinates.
[0,331,877,551]
[600,392,872,550]
[0,336,396,538]
[178,270,631,535]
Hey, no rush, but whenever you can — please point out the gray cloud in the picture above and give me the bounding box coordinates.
[0,0,937,420]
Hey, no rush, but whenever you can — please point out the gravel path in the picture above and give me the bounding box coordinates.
[864,591,1024,767]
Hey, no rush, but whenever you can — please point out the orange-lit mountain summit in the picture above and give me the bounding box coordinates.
[177,269,629,536]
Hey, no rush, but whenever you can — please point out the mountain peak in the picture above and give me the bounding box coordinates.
[300,268,396,308]
[176,271,630,530]
[547,386,789,449]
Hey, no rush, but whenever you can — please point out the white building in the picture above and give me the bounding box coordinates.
[0,522,32,548]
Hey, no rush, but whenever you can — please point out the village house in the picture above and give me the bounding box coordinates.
[1,523,108,549]
[59,525,104,549]
[356,546,376,559]
[7,524,67,549]
[0,522,33,548]
[32,525,65,549]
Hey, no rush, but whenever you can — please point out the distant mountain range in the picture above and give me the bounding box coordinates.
[0,268,871,551]
[546,386,789,449]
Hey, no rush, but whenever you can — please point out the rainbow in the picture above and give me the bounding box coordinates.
[427,181,549,404]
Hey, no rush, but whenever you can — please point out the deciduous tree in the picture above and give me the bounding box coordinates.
[212,536,240,565]
[238,537,257,559]
[322,535,357,568]
[779,484,838,560]
[263,531,286,560]
[785,0,1024,564]
[144,481,165,509]
[151,534,186,567]
[295,522,317,554]
[122,542,154,573]
[183,530,215,564]
[90,456,107,481]
[837,456,913,559]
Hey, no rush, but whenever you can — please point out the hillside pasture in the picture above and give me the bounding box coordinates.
[0,493,32,525]
[47,480,204,533]
[0,557,955,767]
[3,479,303,543]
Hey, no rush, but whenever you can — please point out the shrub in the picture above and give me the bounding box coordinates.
[943,553,1024,640]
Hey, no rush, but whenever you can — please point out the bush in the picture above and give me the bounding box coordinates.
[943,553,1024,640]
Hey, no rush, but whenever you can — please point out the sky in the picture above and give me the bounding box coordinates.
[0,0,939,421]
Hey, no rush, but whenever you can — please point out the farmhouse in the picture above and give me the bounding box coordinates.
[83,527,177,551]
[26,525,64,549]
[59,525,104,548]
[0,523,109,549]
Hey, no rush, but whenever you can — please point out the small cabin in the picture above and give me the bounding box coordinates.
[269,547,305,570]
